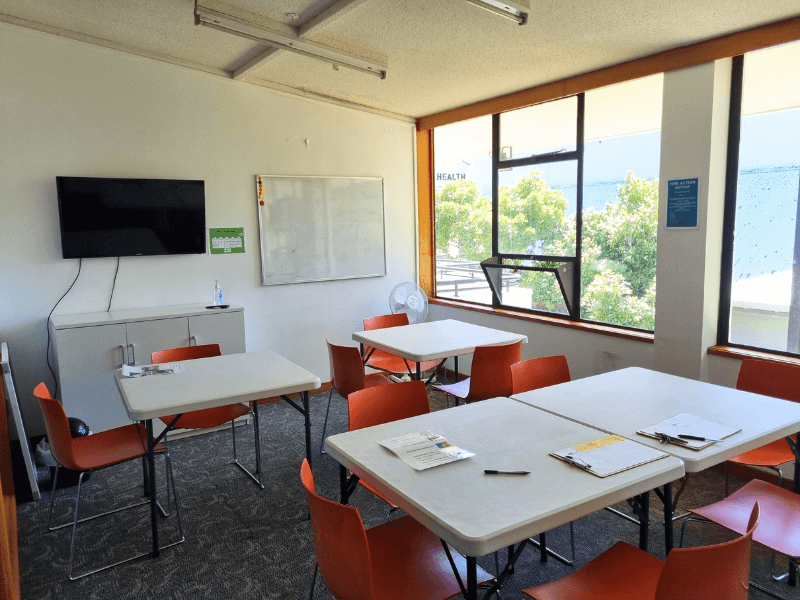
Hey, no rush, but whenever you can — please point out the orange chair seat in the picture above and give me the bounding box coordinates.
[365,372,393,388]
[159,402,251,430]
[436,377,471,399]
[70,424,167,472]
[523,541,663,600]
[365,349,439,376]
[367,514,493,600]
[356,476,399,510]
[728,435,797,467]
[690,479,800,558]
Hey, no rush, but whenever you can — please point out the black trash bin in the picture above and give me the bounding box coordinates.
[46,417,92,489]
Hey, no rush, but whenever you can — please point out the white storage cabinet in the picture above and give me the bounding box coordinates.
[50,305,246,434]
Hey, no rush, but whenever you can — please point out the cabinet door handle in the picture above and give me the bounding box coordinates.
[190,335,197,346]
[119,344,128,366]
[128,343,135,365]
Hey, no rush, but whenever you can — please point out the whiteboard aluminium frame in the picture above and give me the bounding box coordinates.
[1,341,41,500]
[255,175,388,286]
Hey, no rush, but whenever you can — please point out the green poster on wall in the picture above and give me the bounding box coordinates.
[209,227,245,254]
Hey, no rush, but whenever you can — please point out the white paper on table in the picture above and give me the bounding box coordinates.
[638,413,740,450]
[378,430,475,471]
[551,434,668,478]
[121,363,185,378]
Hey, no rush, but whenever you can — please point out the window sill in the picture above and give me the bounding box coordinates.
[708,345,800,366]
[429,297,654,344]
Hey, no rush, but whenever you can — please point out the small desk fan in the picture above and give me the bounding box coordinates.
[389,282,429,324]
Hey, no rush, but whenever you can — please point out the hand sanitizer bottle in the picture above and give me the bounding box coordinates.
[213,280,223,306]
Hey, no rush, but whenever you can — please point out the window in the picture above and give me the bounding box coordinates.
[719,41,800,355]
[433,76,663,331]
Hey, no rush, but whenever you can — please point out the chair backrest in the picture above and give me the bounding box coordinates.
[363,313,409,331]
[655,502,759,600]
[348,380,430,431]
[151,343,221,364]
[736,359,800,403]
[33,383,80,471]
[327,340,367,398]
[510,355,571,395]
[466,340,523,401]
[300,459,374,600]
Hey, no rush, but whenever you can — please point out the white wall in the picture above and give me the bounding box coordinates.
[429,304,655,380]
[0,24,417,435]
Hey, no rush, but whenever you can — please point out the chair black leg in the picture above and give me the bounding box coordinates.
[309,562,318,600]
[319,388,334,455]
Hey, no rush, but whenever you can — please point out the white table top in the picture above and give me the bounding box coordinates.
[512,367,800,473]
[352,319,528,363]
[114,350,321,421]
[325,397,684,557]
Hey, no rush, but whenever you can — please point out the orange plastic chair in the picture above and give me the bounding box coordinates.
[434,340,522,405]
[320,340,393,454]
[510,355,576,565]
[34,382,184,580]
[301,458,493,599]
[683,479,800,595]
[151,344,263,487]
[511,355,571,395]
[348,380,430,508]
[524,502,760,600]
[727,359,800,494]
[362,314,441,380]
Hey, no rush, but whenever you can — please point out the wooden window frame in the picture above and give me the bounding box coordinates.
[417,15,800,339]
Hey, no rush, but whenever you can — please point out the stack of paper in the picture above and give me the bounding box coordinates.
[121,363,185,378]
[378,430,474,471]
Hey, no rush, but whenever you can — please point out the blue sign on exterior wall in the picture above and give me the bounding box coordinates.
[666,178,699,229]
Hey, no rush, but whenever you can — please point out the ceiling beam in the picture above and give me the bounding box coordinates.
[233,0,372,80]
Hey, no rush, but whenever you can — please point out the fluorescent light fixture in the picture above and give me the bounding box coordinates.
[465,0,528,25]
[195,4,387,79]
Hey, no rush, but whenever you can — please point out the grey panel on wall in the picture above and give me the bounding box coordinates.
[256,175,386,286]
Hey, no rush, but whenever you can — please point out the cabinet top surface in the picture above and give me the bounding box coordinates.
[50,304,244,329]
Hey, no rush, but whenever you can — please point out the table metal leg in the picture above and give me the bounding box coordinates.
[466,556,478,600]
[281,391,313,469]
[663,481,674,554]
[416,362,421,381]
[636,491,650,551]
[145,419,159,557]
[252,400,263,482]
[454,356,459,382]
[339,464,359,505]
[302,391,312,469]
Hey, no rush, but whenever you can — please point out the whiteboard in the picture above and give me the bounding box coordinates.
[256,176,386,286]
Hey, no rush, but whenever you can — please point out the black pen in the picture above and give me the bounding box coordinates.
[654,431,690,445]
[678,434,723,443]
[484,470,530,475]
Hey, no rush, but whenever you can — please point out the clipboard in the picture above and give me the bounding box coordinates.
[637,413,741,450]
[550,434,669,478]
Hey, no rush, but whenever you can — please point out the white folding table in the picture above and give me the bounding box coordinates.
[115,350,321,558]
[512,366,800,552]
[352,319,528,381]
[325,397,684,600]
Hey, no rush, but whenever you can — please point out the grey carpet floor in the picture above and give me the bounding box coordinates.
[15,386,797,599]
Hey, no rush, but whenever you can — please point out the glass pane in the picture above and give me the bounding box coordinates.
[434,116,493,304]
[497,164,576,256]
[580,75,663,330]
[489,267,568,314]
[499,96,577,161]
[728,41,800,352]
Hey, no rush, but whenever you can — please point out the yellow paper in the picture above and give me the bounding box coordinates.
[573,434,625,453]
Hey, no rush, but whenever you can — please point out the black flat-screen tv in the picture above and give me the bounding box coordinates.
[56,176,207,259]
